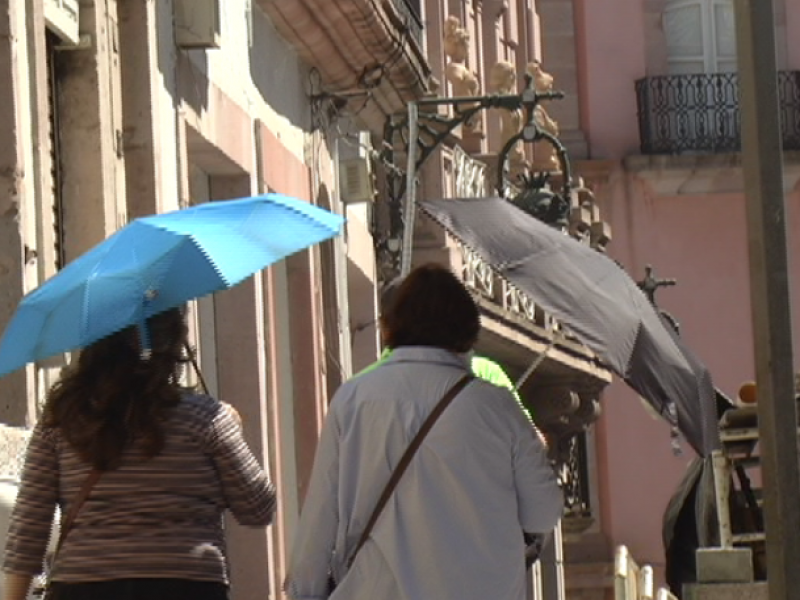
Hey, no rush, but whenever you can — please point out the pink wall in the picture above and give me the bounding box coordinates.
[574,0,646,158]
[595,381,692,581]
[258,123,326,504]
[567,0,800,589]
[594,175,800,583]
[786,0,800,68]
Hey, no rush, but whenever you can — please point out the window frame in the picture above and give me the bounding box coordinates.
[663,0,737,74]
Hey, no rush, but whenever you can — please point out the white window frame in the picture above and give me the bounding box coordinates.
[663,0,737,74]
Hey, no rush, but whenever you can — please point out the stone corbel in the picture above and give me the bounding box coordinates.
[531,386,602,440]
[568,205,592,239]
[590,221,612,253]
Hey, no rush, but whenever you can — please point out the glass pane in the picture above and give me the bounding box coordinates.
[668,59,706,75]
[714,2,737,63]
[664,4,704,58]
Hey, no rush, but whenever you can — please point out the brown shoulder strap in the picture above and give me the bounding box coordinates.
[347,374,474,568]
[54,469,102,556]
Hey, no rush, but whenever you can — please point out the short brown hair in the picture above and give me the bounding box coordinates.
[381,263,480,353]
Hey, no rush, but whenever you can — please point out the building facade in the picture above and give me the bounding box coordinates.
[397,0,800,598]
[535,0,800,596]
[7,0,790,599]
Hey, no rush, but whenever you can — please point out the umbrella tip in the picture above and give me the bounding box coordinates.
[138,289,158,360]
[137,322,152,360]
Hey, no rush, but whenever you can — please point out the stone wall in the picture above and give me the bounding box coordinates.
[0,423,31,481]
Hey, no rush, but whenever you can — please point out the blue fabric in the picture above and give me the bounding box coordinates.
[0,194,344,376]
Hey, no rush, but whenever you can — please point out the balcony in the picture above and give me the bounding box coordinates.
[635,71,800,155]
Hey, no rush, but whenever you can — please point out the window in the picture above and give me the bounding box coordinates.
[664,0,736,74]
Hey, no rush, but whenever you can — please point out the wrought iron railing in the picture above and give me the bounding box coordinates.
[635,70,800,154]
[386,0,423,47]
[560,432,592,523]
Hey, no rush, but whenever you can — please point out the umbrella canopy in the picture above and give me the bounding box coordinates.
[420,196,719,456]
[0,193,344,377]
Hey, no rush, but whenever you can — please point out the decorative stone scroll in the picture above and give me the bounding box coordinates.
[452,145,487,198]
[460,245,494,298]
[502,280,536,321]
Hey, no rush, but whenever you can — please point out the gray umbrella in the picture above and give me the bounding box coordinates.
[420,197,719,456]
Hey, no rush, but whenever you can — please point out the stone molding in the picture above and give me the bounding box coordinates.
[624,152,800,196]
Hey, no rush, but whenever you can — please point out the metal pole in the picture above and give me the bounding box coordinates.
[400,102,419,277]
[514,340,556,390]
[735,1,800,597]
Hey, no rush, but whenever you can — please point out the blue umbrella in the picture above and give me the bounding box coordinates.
[0,193,344,377]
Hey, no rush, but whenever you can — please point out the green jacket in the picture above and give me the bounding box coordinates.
[355,349,533,421]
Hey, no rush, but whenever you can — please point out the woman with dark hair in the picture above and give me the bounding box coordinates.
[285,264,562,600]
[2,308,276,600]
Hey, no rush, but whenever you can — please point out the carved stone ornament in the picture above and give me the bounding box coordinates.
[444,16,482,132]
[490,60,528,175]
[452,145,487,198]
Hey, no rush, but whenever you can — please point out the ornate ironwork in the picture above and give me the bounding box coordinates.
[452,145,487,198]
[511,172,570,229]
[637,264,676,304]
[460,245,494,298]
[558,433,592,521]
[637,265,680,334]
[495,78,572,199]
[377,75,572,284]
[636,70,800,154]
[502,281,536,322]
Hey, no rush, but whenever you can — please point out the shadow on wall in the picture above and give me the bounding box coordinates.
[347,256,380,375]
[316,185,345,395]
[248,6,310,131]
[176,51,210,117]
[156,0,207,113]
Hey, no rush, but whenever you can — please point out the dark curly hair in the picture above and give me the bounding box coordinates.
[41,308,192,471]
[381,263,480,353]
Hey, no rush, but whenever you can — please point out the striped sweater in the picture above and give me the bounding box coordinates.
[2,393,276,584]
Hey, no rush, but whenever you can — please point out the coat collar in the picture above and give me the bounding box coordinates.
[385,346,472,371]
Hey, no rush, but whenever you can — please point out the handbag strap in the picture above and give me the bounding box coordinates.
[53,469,102,556]
[347,373,474,568]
